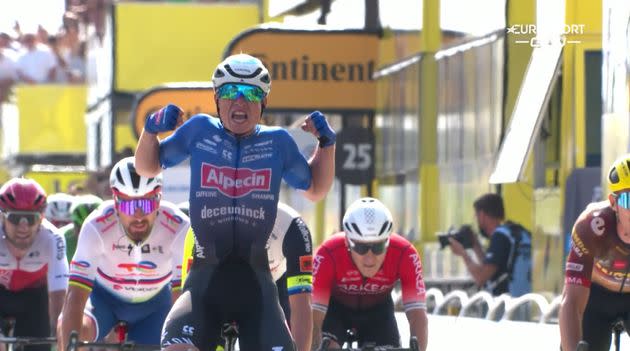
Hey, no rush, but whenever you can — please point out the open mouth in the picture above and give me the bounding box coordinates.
[231,111,248,124]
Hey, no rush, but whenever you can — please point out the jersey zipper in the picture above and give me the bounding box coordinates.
[232,137,241,252]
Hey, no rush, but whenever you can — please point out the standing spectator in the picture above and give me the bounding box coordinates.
[66,41,86,83]
[0,35,18,102]
[48,34,70,83]
[16,30,57,84]
[448,193,532,297]
[0,31,19,55]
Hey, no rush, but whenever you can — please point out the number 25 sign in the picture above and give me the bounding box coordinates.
[334,127,375,185]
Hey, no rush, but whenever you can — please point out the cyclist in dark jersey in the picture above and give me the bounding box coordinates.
[134,53,336,351]
[560,154,630,351]
[180,202,314,351]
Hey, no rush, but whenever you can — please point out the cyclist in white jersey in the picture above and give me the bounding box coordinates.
[0,178,68,351]
[58,157,189,350]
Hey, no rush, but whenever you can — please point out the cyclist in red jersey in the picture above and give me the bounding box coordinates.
[311,197,427,351]
[0,178,68,351]
[560,154,630,351]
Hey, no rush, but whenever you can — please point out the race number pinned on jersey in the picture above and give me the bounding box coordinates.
[300,255,313,273]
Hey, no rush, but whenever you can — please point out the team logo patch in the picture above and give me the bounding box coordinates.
[117,261,157,273]
[299,255,313,273]
[200,163,271,198]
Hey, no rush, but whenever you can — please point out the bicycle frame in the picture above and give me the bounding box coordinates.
[221,322,239,351]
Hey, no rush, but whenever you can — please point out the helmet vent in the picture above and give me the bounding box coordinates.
[351,223,363,236]
[128,165,141,190]
[378,221,391,236]
[225,65,262,79]
[115,168,125,185]
[261,74,270,84]
[214,69,225,79]
[34,195,44,207]
[344,222,353,233]
[610,168,620,184]
[5,193,15,203]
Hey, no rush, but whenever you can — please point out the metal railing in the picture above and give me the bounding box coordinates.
[395,289,561,324]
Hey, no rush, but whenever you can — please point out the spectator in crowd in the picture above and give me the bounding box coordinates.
[0,31,19,54]
[85,169,112,200]
[16,29,57,84]
[0,33,18,102]
[48,34,70,83]
[67,181,87,196]
[448,193,532,298]
[36,25,50,48]
[66,41,86,83]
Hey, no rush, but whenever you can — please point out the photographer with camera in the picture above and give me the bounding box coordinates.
[446,193,532,297]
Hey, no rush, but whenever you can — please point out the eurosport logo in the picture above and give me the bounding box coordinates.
[507,23,585,47]
[117,260,157,273]
[200,163,272,198]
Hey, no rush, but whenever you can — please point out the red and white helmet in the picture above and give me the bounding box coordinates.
[342,197,394,243]
[212,54,271,95]
[0,178,47,212]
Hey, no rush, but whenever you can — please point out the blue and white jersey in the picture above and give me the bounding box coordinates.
[159,115,312,266]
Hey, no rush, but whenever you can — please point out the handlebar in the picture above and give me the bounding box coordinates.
[317,336,420,351]
[66,331,160,351]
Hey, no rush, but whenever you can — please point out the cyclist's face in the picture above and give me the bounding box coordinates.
[215,95,266,136]
[349,241,387,278]
[115,194,160,243]
[2,211,42,250]
[611,192,630,244]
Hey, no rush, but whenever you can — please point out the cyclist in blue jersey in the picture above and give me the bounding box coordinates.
[134,53,336,351]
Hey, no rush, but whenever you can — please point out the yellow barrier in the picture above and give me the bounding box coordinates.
[114,3,259,92]
[26,170,88,196]
[15,85,87,153]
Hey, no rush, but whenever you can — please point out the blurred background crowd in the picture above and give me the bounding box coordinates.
[0,0,254,102]
[0,1,99,101]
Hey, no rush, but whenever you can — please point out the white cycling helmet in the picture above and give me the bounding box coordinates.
[110,157,162,197]
[342,197,394,243]
[45,192,74,226]
[212,54,271,95]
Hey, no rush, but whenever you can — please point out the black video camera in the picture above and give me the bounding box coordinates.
[437,224,475,250]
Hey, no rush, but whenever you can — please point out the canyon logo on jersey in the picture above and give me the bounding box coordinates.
[200,163,271,198]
